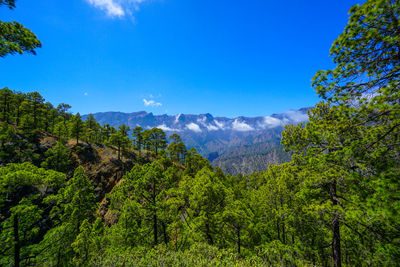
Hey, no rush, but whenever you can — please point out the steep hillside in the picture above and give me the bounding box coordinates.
[34,133,140,202]
[212,140,291,175]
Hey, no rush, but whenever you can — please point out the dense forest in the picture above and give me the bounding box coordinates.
[1,0,399,266]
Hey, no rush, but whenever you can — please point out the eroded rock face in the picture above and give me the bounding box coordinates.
[65,142,140,224]
[67,142,136,202]
[99,197,119,226]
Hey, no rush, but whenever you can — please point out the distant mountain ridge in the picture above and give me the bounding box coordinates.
[87,108,309,133]
[84,108,310,175]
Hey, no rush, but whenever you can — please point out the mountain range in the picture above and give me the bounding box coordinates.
[84,108,310,175]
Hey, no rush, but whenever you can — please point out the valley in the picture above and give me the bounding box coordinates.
[85,108,308,174]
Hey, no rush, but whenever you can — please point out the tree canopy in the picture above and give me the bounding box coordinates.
[0,0,41,57]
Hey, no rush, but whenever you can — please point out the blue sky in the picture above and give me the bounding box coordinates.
[0,0,361,117]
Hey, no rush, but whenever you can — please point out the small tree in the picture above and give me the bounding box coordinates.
[70,113,84,144]
[0,87,13,123]
[168,133,187,163]
[108,130,130,160]
[85,114,100,143]
[41,141,71,173]
[132,126,143,149]
[150,128,167,156]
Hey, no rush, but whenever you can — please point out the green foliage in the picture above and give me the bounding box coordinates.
[139,127,168,157]
[41,141,71,173]
[84,113,101,144]
[0,21,41,57]
[71,218,104,265]
[90,242,265,266]
[54,121,69,142]
[184,147,212,177]
[280,0,400,265]
[38,166,96,265]
[108,126,130,160]
[0,121,21,163]
[0,163,65,266]
[313,0,400,103]
[0,0,41,57]
[168,133,187,163]
[0,0,16,9]
[70,113,84,144]
[132,125,143,148]
[178,167,228,246]
[108,161,179,247]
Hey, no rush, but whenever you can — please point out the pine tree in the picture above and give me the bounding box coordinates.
[150,128,167,156]
[282,1,400,265]
[108,130,130,160]
[70,113,84,144]
[168,133,187,163]
[0,87,13,123]
[41,141,71,173]
[38,166,96,265]
[179,167,228,246]
[0,163,65,266]
[132,126,143,149]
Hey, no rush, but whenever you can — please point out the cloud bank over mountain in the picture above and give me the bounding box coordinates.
[84,108,310,175]
[85,108,309,133]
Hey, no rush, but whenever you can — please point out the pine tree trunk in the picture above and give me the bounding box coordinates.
[33,104,37,129]
[205,222,214,245]
[153,181,158,246]
[153,214,158,246]
[162,222,168,245]
[56,246,61,267]
[281,197,286,244]
[14,214,20,267]
[237,227,241,254]
[330,180,341,267]
[16,106,20,126]
[276,219,280,241]
[3,93,8,122]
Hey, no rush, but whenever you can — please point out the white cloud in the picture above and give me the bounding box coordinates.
[197,117,206,124]
[84,92,89,96]
[206,124,219,131]
[86,0,125,17]
[256,111,308,129]
[185,123,202,133]
[258,116,282,129]
[86,0,148,18]
[174,113,182,124]
[195,117,223,131]
[232,119,254,132]
[284,110,309,123]
[156,124,181,132]
[214,120,225,130]
[143,99,162,107]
